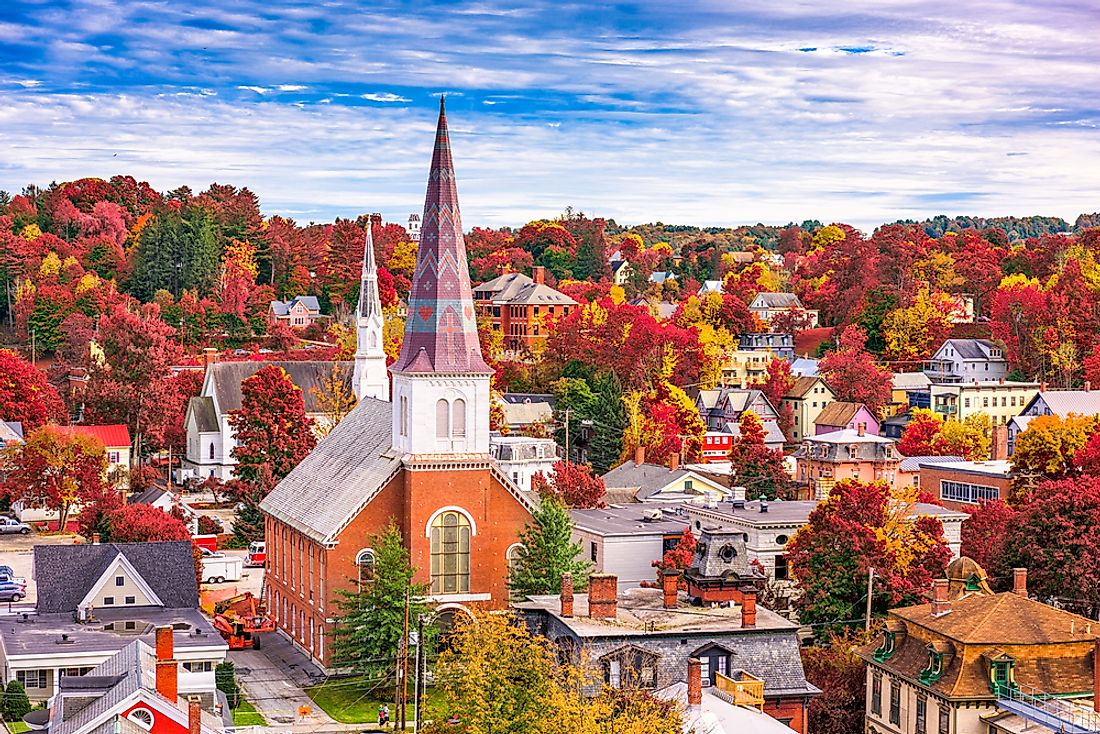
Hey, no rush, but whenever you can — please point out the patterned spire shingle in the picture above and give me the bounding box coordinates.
[392,98,491,374]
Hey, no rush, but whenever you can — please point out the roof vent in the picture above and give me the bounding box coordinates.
[641,509,664,522]
[57,633,74,645]
[759,500,769,513]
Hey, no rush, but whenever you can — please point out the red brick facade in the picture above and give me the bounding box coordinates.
[918,464,1012,512]
[264,461,531,667]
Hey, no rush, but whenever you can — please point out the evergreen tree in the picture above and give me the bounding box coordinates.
[509,498,592,597]
[131,207,183,301]
[3,679,32,722]
[329,522,434,692]
[215,661,240,709]
[181,206,222,295]
[588,371,626,474]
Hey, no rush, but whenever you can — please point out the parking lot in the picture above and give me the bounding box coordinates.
[0,531,79,607]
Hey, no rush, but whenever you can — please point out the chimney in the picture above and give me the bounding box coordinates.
[1041,381,1048,393]
[991,424,1008,462]
[188,697,202,734]
[999,377,1005,385]
[560,573,574,618]
[741,587,757,628]
[759,499,769,513]
[635,445,646,466]
[687,658,702,707]
[91,533,100,545]
[1013,568,1028,597]
[202,347,218,367]
[533,266,546,285]
[669,452,680,471]
[662,569,680,610]
[588,573,618,620]
[1086,381,1092,393]
[930,579,951,617]
[857,422,866,437]
[154,626,178,702]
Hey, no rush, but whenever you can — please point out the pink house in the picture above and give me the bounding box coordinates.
[813,401,879,436]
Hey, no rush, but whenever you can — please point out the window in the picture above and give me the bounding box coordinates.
[356,549,376,589]
[430,511,471,594]
[590,542,598,562]
[103,596,115,605]
[209,442,215,460]
[940,480,1000,504]
[62,667,94,677]
[871,673,882,716]
[400,396,409,436]
[436,399,450,439]
[684,479,693,490]
[916,696,927,734]
[183,661,214,673]
[452,399,466,437]
[116,576,125,586]
[108,451,120,464]
[128,708,155,731]
[938,705,949,734]
[602,648,659,690]
[964,398,970,408]
[774,554,789,580]
[889,681,901,725]
[124,596,135,605]
[17,670,47,689]
[983,398,989,408]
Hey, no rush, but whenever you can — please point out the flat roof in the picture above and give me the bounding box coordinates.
[570,507,689,536]
[0,608,226,658]
[917,459,1012,478]
[684,499,968,528]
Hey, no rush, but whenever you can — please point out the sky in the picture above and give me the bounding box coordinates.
[1,1,1098,232]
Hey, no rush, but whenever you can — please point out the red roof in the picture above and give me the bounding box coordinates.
[62,424,131,449]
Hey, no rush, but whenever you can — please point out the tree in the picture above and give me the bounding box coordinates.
[215,661,241,709]
[106,504,191,542]
[309,363,357,437]
[588,371,627,474]
[2,679,32,722]
[817,325,893,417]
[1,425,107,529]
[728,411,791,500]
[1002,475,1100,616]
[509,498,592,597]
[754,357,795,440]
[1010,413,1098,493]
[532,461,606,508]
[786,480,951,628]
[329,522,433,691]
[959,500,1018,580]
[802,630,870,734]
[655,527,697,572]
[229,365,317,484]
[0,348,67,430]
[898,409,990,460]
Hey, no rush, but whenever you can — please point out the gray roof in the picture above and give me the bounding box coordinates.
[270,295,321,316]
[207,360,347,415]
[0,421,23,447]
[790,358,819,377]
[751,292,803,309]
[893,372,932,390]
[721,420,786,446]
[601,462,694,500]
[939,338,1005,361]
[51,640,145,734]
[34,541,199,614]
[259,397,403,544]
[186,395,217,432]
[501,282,577,306]
[570,506,689,536]
[899,455,965,471]
[501,393,555,405]
[127,487,167,506]
[795,429,897,462]
[474,272,533,299]
[1029,390,1100,418]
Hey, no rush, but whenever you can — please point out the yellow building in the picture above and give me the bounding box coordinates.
[782,376,835,442]
[930,381,1040,425]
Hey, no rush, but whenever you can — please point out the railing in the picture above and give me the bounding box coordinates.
[998,683,1100,734]
[714,670,765,710]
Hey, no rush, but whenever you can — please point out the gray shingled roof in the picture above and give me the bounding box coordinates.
[187,396,217,432]
[259,397,403,544]
[34,541,199,614]
[51,640,145,734]
[899,455,965,471]
[941,338,1004,361]
[208,361,347,415]
[1031,390,1100,417]
[751,292,803,309]
[601,462,695,500]
[503,282,577,306]
[270,296,321,316]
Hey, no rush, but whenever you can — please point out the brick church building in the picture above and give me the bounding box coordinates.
[260,100,537,668]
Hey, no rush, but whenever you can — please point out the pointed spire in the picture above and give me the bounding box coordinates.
[392,99,491,374]
[358,217,382,321]
[353,215,388,401]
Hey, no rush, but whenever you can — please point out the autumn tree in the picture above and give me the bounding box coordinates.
[959,500,1018,581]
[1010,413,1098,495]
[787,480,951,628]
[802,630,871,734]
[532,461,606,509]
[509,497,592,597]
[818,325,893,417]
[728,411,791,499]
[655,527,697,572]
[753,357,795,440]
[1,425,107,529]
[229,365,317,484]
[309,363,357,437]
[106,504,192,543]
[898,409,990,460]
[0,348,67,430]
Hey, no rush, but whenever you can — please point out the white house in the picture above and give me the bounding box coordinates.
[1007,388,1100,454]
[489,435,559,493]
[924,339,1009,383]
[748,293,819,328]
[570,505,689,591]
[601,457,732,504]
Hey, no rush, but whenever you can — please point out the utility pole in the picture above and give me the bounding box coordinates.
[414,614,425,732]
[865,567,875,631]
[30,328,36,367]
[401,588,410,729]
[564,408,571,465]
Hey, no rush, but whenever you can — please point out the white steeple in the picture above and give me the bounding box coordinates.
[353,218,389,402]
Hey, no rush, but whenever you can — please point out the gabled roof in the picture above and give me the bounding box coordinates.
[698,280,723,294]
[893,372,932,390]
[270,296,321,316]
[34,541,199,614]
[721,420,786,447]
[500,282,577,306]
[62,424,131,449]
[0,421,23,447]
[790,358,819,377]
[814,401,872,428]
[937,338,1005,361]
[474,271,533,298]
[750,292,803,309]
[1029,390,1100,418]
[786,375,826,399]
[206,361,346,415]
[186,395,218,433]
[600,462,726,500]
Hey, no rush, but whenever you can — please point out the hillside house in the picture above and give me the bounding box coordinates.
[268,295,324,327]
[924,339,1008,383]
[814,401,880,436]
[782,376,835,443]
[930,381,1039,425]
[1007,388,1100,454]
[793,428,903,499]
[472,267,577,351]
[748,293,819,328]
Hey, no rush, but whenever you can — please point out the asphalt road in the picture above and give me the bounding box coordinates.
[0,530,81,607]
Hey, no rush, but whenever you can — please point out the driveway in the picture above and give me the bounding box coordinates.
[0,531,81,608]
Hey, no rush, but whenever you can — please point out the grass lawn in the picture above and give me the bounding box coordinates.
[306,677,448,725]
[231,699,267,727]
[5,722,31,734]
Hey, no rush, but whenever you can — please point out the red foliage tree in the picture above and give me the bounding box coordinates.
[818,326,893,417]
[228,365,317,484]
[897,410,941,458]
[0,348,67,430]
[1,425,107,529]
[989,277,1049,378]
[753,358,795,440]
[802,631,870,734]
[655,528,697,572]
[531,461,606,509]
[728,411,791,499]
[107,504,192,542]
[959,499,1017,580]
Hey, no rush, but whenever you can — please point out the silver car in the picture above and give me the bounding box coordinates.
[0,517,31,535]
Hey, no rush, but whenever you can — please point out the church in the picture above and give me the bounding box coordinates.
[259,100,538,668]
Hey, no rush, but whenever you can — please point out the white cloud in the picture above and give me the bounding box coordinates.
[361,92,412,103]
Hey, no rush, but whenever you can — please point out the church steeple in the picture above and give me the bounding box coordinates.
[391,99,491,455]
[353,217,388,401]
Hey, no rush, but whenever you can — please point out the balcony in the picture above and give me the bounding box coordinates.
[997,684,1100,734]
[714,670,765,710]
[923,360,963,383]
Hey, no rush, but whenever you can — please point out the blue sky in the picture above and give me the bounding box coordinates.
[1,0,1098,231]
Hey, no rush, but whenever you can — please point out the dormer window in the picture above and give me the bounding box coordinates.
[874,630,897,662]
[919,644,947,685]
[984,650,1017,695]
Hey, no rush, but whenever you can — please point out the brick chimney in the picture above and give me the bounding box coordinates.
[188,696,202,734]
[155,625,178,702]
[741,587,757,628]
[91,533,100,545]
[991,424,1008,462]
[1013,568,1028,597]
[1086,381,1092,393]
[635,445,646,466]
[930,579,951,618]
[857,422,866,437]
[588,573,618,619]
[1041,381,1048,393]
[669,452,680,471]
[201,347,218,367]
[687,658,702,707]
[662,569,680,610]
[560,573,574,618]
[533,266,546,285]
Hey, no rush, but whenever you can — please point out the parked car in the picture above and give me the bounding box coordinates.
[0,517,31,535]
[0,587,26,603]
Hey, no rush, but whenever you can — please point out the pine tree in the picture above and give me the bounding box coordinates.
[509,498,592,597]
[131,207,183,301]
[588,371,626,474]
[329,522,434,692]
[3,679,32,721]
[181,206,222,295]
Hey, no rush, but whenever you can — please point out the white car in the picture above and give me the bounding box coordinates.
[0,517,31,535]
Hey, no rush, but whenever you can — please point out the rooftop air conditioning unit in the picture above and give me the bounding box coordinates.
[641,508,663,522]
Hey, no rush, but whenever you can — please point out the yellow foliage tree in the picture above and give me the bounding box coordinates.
[20,223,42,241]
[876,484,945,577]
[309,363,357,437]
[810,224,846,252]
[881,286,959,361]
[939,413,992,461]
[223,239,259,280]
[39,252,62,278]
[1011,413,1098,483]
[609,285,626,305]
[386,239,419,278]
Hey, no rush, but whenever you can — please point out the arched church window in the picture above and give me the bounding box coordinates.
[452,399,466,437]
[430,511,471,594]
[209,443,215,460]
[436,399,450,438]
[356,548,375,590]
